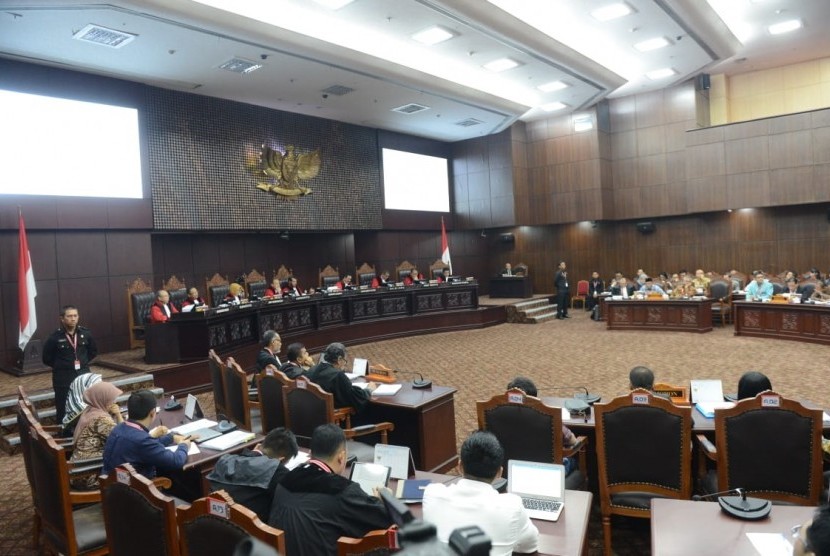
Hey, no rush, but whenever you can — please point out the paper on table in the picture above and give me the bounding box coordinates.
[352,382,371,390]
[171,418,218,435]
[746,532,794,556]
[200,430,255,451]
[561,407,570,420]
[372,384,402,396]
[167,442,200,456]
[285,451,311,470]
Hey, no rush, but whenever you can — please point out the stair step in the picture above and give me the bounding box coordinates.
[513,299,552,311]
[526,311,561,323]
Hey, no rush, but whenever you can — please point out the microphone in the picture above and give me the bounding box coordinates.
[693,487,772,520]
[393,369,432,389]
[539,386,601,417]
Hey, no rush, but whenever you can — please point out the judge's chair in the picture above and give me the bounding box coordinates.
[595,389,692,555]
[127,277,155,349]
[476,389,588,489]
[177,490,285,556]
[205,273,229,307]
[163,275,188,311]
[356,262,377,286]
[283,376,394,462]
[395,260,416,282]
[514,262,528,277]
[696,392,823,505]
[319,265,341,289]
[429,259,449,280]
[244,268,267,299]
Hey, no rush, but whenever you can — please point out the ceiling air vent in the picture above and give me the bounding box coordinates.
[72,24,137,48]
[321,85,355,96]
[391,103,430,114]
[219,58,263,74]
[455,118,483,127]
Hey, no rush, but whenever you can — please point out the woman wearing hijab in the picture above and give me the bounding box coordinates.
[69,381,123,489]
[61,372,102,435]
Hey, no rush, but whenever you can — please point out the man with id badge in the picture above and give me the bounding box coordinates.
[43,305,98,425]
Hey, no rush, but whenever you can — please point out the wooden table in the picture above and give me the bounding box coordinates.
[489,276,534,298]
[651,498,814,555]
[734,300,830,345]
[408,472,593,556]
[605,298,713,333]
[364,383,458,473]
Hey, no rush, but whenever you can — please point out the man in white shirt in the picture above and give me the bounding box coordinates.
[422,431,538,556]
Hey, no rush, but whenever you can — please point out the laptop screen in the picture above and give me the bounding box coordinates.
[690,379,724,404]
[508,460,564,499]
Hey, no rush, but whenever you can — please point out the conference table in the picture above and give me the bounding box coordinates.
[651,499,813,555]
[605,298,713,333]
[734,300,830,346]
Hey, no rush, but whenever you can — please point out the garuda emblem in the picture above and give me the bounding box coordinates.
[253,144,321,197]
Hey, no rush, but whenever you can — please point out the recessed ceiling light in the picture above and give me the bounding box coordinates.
[483,58,520,72]
[541,102,568,112]
[634,37,671,52]
[768,19,802,35]
[412,26,455,45]
[312,0,355,8]
[537,80,569,92]
[591,3,633,22]
[646,68,676,80]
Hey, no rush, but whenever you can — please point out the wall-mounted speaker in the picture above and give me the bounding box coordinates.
[636,222,655,234]
[696,73,711,91]
[499,233,515,244]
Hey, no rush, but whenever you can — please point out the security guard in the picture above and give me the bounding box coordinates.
[42,305,98,425]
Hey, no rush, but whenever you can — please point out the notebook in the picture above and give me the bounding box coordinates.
[349,462,391,496]
[200,430,255,451]
[507,460,566,522]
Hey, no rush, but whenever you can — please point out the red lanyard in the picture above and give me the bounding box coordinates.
[65,331,79,360]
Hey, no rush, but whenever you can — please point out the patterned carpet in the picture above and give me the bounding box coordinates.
[2,309,827,555]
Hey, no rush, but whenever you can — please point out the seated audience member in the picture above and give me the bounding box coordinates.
[635,269,648,286]
[403,267,425,286]
[307,343,378,411]
[223,282,246,305]
[335,275,354,290]
[264,277,283,298]
[812,282,830,302]
[180,287,206,312]
[610,277,635,298]
[282,276,303,297]
[737,371,772,400]
[793,505,830,556]
[629,366,656,391]
[279,342,313,378]
[586,271,604,311]
[784,279,806,297]
[61,372,102,434]
[423,431,539,556]
[70,381,124,489]
[371,270,392,288]
[692,269,711,296]
[656,272,671,291]
[745,272,774,301]
[609,271,624,289]
[269,424,393,556]
[207,428,298,523]
[102,389,191,478]
[638,277,666,296]
[670,277,695,298]
[783,270,797,283]
[149,289,179,323]
[257,331,282,372]
[723,273,740,292]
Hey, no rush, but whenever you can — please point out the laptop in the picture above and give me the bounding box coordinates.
[507,460,566,522]
[689,379,724,403]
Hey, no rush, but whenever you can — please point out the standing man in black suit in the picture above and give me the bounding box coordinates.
[586,271,605,312]
[554,261,570,319]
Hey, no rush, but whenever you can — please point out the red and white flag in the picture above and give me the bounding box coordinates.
[440,217,452,275]
[18,210,37,350]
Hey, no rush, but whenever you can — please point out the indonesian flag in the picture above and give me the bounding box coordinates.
[440,216,452,275]
[18,210,37,350]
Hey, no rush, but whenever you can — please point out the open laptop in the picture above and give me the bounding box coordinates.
[689,379,724,403]
[171,395,224,443]
[507,460,566,522]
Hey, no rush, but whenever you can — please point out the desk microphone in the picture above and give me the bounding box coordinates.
[692,487,772,520]
[393,369,432,389]
[540,386,601,417]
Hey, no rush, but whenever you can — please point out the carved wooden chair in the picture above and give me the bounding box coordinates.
[395,260,416,282]
[223,358,260,432]
[356,262,377,286]
[208,349,228,419]
[274,265,293,288]
[337,528,398,556]
[256,368,293,434]
[205,273,230,307]
[177,490,285,556]
[163,275,188,311]
[244,268,267,298]
[476,389,588,489]
[126,277,154,349]
[696,392,823,505]
[428,259,449,280]
[595,389,692,555]
[514,262,529,276]
[319,265,341,288]
[709,279,732,325]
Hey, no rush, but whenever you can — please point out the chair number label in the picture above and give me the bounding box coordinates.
[297,380,307,389]
[116,468,130,485]
[632,394,650,404]
[208,498,229,519]
[508,392,524,404]
[761,395,780,407]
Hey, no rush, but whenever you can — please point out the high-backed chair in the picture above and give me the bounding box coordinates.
[208,349,228,419]
[283,376,394,461]
[337,528,398,556]
[100,463,180,556]
[127,277,155,349]
[514,262,528,276]
[595,389,692,555]
[244,268,267,298]
[256,368,293,434]
[177,490,285,556]
[205,273,230,307]
[29,424,107,556]
[163,274,188,310]
[571,280,589,309]
[769,279,785,295]
[709,279,732,325]
[319,265,341,288]
[731,271,747,289]
[223,358,260,432]
[395,260,416,282]
[428,259,449,280]
[18,384,64,433]
[274,265,293,286]
[355,262,377,286]
[800,281,817,299]
[476,389,588,489]
[697,392,823,505]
